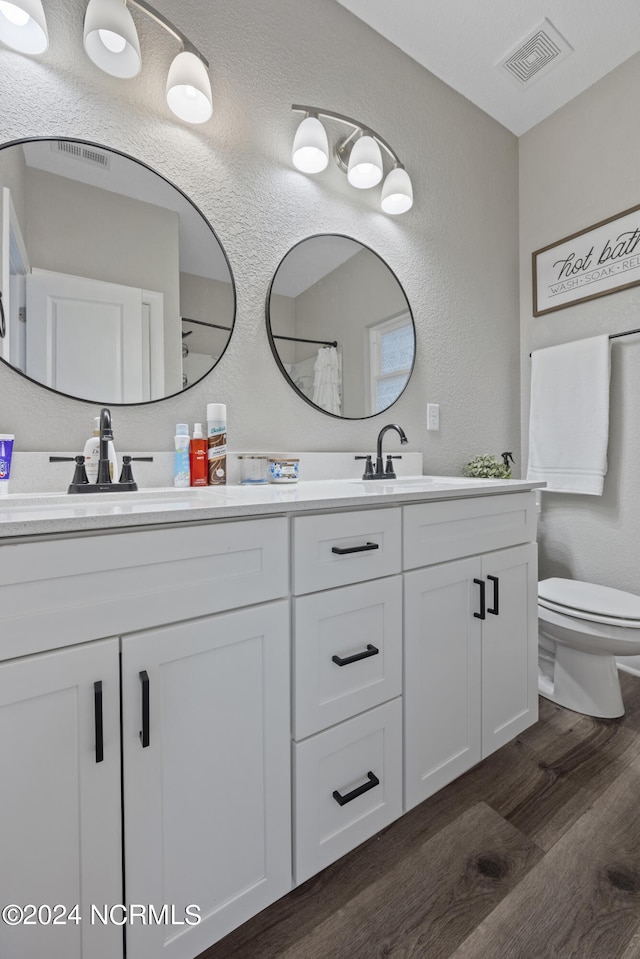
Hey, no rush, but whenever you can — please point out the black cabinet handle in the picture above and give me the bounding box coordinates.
[474,578,486,620]
[332,644,379,667]
[333,771,380,806]
[487,575,499,615]
[139,670,150,748]
[94,681,104,764]
[331,542,379,555]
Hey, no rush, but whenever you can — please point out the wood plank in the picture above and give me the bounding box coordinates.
[450,754,640,959]
[507,700,640,849]
[200,803,541,959]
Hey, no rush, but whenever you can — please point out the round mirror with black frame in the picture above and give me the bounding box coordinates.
[0,137,235,404]
[267,234,415,419]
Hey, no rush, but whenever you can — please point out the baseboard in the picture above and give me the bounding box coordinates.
[617,663,640,678]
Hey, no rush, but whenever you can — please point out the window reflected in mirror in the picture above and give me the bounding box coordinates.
[267,234,415,419]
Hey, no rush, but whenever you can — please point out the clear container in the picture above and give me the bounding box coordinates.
[268,457,299,484]
[238,454,269,485]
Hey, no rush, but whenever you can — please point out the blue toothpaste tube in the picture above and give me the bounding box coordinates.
[0,434,14,494]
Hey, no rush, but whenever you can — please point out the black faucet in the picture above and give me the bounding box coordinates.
[55,407,146,493]
[356,423,409,480]
[96,407,114,484]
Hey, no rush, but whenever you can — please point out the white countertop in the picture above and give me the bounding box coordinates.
[0,476,542,540]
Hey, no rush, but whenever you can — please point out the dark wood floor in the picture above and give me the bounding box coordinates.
[199,671,640,959]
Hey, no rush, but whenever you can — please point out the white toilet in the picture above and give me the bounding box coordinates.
[538,577,640,718]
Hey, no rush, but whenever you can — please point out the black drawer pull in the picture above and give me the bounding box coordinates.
[139,670,150,748]
[94,681,104,764]
[331,542,379,555]
[332,644,379,667]
[333,771,380,806]
[487,575,499,615]
[473,578,486,620]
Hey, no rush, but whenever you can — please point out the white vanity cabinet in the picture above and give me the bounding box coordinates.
[0,515,291,959]
[290,509,404,885]
[0,481,541,959]
[403,493,539,809]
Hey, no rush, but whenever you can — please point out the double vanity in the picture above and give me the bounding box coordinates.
[0,474,539,959]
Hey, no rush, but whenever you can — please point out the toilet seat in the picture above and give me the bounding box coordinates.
[537,578,640,718]
[538,578,640,628]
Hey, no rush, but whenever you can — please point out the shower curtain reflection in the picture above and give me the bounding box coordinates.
[285,345,343,415]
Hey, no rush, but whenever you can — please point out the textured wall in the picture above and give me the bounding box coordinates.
[0,0,519,471]
[520,54,640,606]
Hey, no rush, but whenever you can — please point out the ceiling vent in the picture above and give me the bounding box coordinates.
[51,140,111,170]
[497,18,572,86]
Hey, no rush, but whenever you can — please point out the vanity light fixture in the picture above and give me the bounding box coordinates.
[0,0,48,54]
[291,105,413,215]
[83,0,212,124]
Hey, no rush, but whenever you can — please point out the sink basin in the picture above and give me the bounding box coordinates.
[0,486,228,511]
[345,475,510,493]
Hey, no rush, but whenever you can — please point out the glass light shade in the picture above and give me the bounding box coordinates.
[347,134,383,189]
[83,0,141,78]
[292,116,329,173]
[381,166,413,214]
[0,0,48,54]
[166,51,213,124]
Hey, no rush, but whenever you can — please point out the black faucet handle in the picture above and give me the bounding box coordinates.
[71,455,89,486]
[119,455,135,485]
[385,454,402,478]
[50,455,90,486]
[355,454,375,479]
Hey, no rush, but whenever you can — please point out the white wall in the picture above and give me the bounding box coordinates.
[520,54,640,613]
[0,0,519,473]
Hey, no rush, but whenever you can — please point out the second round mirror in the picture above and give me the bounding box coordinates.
[267,234,415,419]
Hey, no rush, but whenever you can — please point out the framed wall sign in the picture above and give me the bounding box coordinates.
[533,203,640,316]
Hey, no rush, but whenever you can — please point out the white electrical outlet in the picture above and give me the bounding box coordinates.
[427,403,440,431]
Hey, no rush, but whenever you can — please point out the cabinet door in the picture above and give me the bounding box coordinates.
[404,558,482,810]
[481,543,539,757]
[0,639,122,959]
[122,602,291,959]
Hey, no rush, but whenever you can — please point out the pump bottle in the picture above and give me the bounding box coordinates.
[83,416,117,482]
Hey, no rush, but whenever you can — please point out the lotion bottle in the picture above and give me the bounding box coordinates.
[189,423,208,487]
[84,416,117,482]
[174,424,191,488]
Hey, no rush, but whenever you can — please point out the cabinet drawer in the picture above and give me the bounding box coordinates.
[292,698,402,885]
[293,577,402,740]
[292,508,401,594]
[403,492,537,570]
[0,517,288,659]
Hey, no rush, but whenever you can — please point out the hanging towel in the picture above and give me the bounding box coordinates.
[526,335,610,495]
[312,346,341,415]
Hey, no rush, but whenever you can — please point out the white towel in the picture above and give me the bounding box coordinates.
[526,335,610,495]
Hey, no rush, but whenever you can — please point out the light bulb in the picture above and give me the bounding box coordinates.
[292,116,329,174]
[347,134,383,189]
[381,166,413,215]
[0,3,29,26]
[166,51,212,124]
[97,28,126,54]
[83,0,141,78]
[0,0,48,54]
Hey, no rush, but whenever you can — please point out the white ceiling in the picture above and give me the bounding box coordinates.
[335,0,640,136]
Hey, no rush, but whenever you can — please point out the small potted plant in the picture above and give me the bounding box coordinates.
[463,452,514,479]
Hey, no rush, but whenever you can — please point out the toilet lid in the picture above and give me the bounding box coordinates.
[539,578,640,624]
